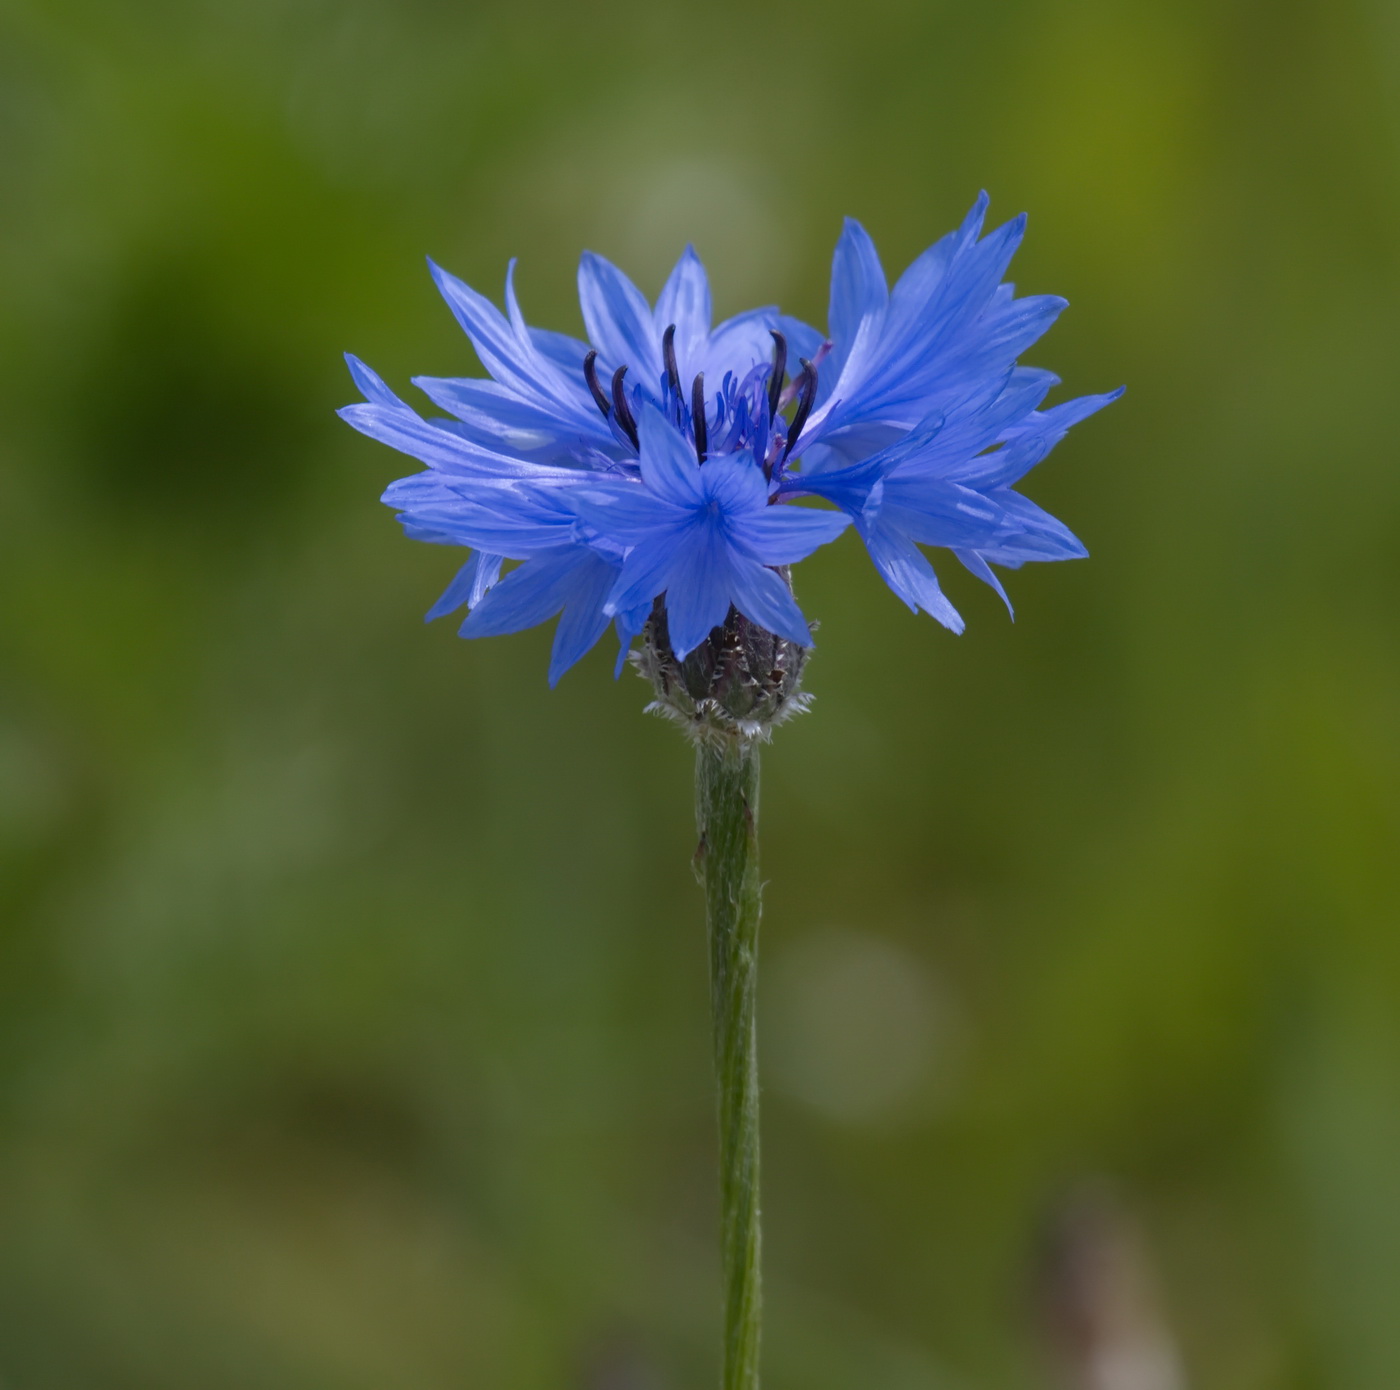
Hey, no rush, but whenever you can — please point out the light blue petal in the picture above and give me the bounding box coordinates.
[578,252,661,380]
[529,325,591,375]
[655,246,712,366]
[345,353,403,407]
[879,193,989,346]
[413,375,613,456]
[702,308,782,382]
[959,387,1123,489]
[404,508,576,558]
[428,259,547,403]
[776,315,825,364]
[344,402,557,479]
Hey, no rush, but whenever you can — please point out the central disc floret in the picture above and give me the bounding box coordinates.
[583,326,819,478]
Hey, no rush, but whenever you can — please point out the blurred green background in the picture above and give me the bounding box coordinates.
[1,0,1398,1385]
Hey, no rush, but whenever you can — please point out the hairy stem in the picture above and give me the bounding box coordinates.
[695,734,763,1390]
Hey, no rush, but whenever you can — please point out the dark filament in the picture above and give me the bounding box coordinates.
[662,323,683,411]
[767,330,787,420]
[583,351,610,417]
[611,365,639,449]
[691,373,708,462]
[781,358,818,461]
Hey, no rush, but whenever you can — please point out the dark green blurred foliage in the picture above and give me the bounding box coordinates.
[1,0,1398,1385]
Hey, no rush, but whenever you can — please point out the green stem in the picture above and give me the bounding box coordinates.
[694,734,763,1390]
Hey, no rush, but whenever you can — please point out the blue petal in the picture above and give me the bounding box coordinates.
[655,246,712,368]
[428,259,547,403]
[403,507,577,559]
[878,476,1008,549]
[827,218,888,386]
[565,480,684,544]
[613,599,652,677]
[857,516,965,632]
[346,398,586,483]
[426,554,481,621]
[548,551,620,685]
[425,551,503,621]
[345,353,403,407]
[663,523,733,659]
[984,492,1088,561]
[413,374,612,455]
[959,387,1123,489]
[703,308,782,382]
[530,325,592,374]
[462,546,605,645]
[578,252,661,381]
[605,530,691,620]
[346,402,525,478]
[729,502,851,565]
[637,405,705,504]
[954,549,1013,616]
[698,451,767,514]
[728,556,813,648]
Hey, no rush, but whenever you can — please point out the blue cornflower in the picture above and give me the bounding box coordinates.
[340,195,1119,697]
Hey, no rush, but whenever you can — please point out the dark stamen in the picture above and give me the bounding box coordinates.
[583,350,610,418]
[767,329,787,420]
[691,373,707,462]
[610,365,639,449]
[781,358,817,461]
[662,324,683,411]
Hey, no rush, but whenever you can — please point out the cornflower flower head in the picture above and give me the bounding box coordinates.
[340,194,1120,736]
[342,197,1122,1390]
